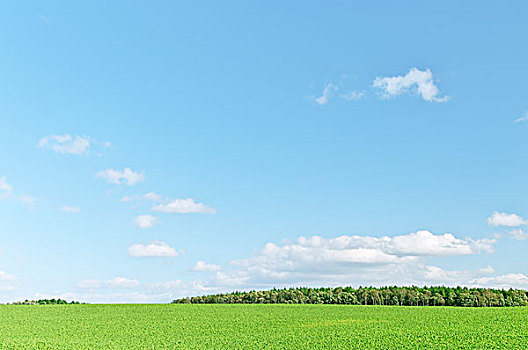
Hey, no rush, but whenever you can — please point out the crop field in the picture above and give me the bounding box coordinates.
[0,304,526,349]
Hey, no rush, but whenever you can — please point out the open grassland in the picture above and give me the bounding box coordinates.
[0,304,526,349]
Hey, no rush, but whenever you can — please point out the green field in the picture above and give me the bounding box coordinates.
[0,304,526,349]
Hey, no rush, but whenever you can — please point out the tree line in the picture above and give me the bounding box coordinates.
[8,299,81,305]
[172,286,528,307]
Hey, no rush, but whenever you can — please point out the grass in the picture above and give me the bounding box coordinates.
[0,304,526,349]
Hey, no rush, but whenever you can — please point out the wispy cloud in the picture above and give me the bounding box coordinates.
[469,273,528,290]
[128,241,180,257]
[97,167,145,186]
[0,176,35,209]
[143,192,161,201]
[515,111,528,123]
[192,261,222,272]
[120,192,161,203]
[38,135,91,155]
[509,228,528,241]
[0,270,15,292]
[373,67,448,102]
[133,214,159,229]
[315,83,337,105]
[38,14,50,25]
[152,198,215,214]
[340,91,364,101]
[78,277,139,289]
[37,134,111,156]
[60,206,81,213]
[0,271,15,281]
[18,195,36,209]
[0,177,12,199]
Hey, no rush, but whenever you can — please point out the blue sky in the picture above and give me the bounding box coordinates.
[1,1,528,302]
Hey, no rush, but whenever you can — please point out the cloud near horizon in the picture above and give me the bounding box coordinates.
[0,271,15,281]
[0,270,16,294]
[78,277,139,289]
[218,230,495,287]
[28,230,528,303]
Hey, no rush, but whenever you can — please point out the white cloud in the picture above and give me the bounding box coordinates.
[515,111,528,123]
[487,211,527,227]
[38,134,91,155]
[27,226,526,302]
[373,67,448,102]
[78,277,139,289]
[143,192,161,201]
[37,280,227,303]
[97,167,145,186]
[133,214,159,229]
[18,195,35,208]
[340,91,364,101]
[0,271,15,281]
[152,198,215,214]
[128,241,179,257]
[0,177,12,193]
[315,83,337,105]
[208,231,496,288]
[192,261,222,272]
[387,230,494,256]
[60,206,81,213]
[38,280,223,303]
[0,177,35,208]
[509,228,528,241]
[120,195,135,202]
[0,285,15,293]
[420,265,495,285]
[146,280,219,296]
[213,271,250,286]
[31,266,528,303]
[469,273,528,289]
[0,177,12,199]
[120,192,162,204]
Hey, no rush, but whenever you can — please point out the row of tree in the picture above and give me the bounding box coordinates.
[172,286,528,307]
[8,299,81,305]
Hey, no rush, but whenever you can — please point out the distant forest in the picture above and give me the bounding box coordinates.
[8,299,81,305]
[172,286,528,307]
